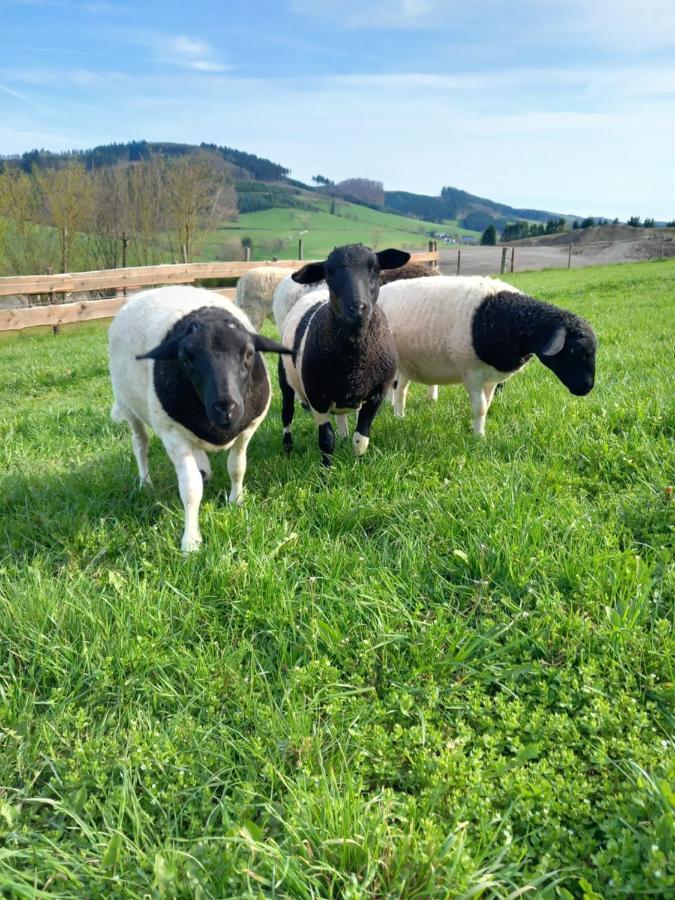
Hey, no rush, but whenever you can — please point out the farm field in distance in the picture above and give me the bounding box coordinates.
[0,260,673,897]
[200,196,476,262]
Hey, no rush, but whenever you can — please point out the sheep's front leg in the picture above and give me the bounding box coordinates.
[279,358,295,453]
[162,436,204,552]
[353,388,385,457]
[313,412,336,467]
[227,428,254,506]
[427,385,439,402]
[393,377,410,418]
[465,375,496,438]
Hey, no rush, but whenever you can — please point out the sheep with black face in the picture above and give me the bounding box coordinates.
[279,243,410,466]
[109,285,291,552]
[379,275,597,436]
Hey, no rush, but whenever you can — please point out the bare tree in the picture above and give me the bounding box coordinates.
[87,166,131,270]
[162,151,237,262]
[35,161,96,272]
[126,158,166,266]
[0,165,56,275]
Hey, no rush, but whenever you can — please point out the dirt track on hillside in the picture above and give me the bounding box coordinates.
[438,227,675,276]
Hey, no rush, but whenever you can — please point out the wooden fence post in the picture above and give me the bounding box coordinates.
[661,234,666,258]
[47,266,60,335]
[298,238,304,260]
[568,242,573,269]
[456,249,461,275]
[500,247,507,274]
[510,248,515,273]
[121,232,129,296]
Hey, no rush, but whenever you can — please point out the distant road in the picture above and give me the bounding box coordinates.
[438,232,674,276]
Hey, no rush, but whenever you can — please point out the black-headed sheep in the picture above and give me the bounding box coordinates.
[109,286,290,552]
[279,243,410,465]
[379,275,597,436]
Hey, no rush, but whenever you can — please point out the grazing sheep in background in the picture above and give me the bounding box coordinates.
[272,272,327,335]
[109,286,291,552]
[234,266,293,330]
[379,259,440,285]
[279,243,410,466]
[379,275,597,436]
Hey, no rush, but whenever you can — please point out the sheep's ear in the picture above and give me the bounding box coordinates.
[539,325,566,356]
[252,334,293,354]
[376,248,411,270]
[292,261,326,284]
[136,321,197,360]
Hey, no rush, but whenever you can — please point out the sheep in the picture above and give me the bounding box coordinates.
[380,261,442,401]
[234,266,294,330]
[109,285,291,552]
[379,259,440,285]
[272,271,327,335]
[272,259,440,336]
[279,243,410,466]
[379,275,597,436]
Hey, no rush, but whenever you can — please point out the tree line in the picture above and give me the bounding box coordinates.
[481,215,671,245]
[2,140,289,182]
[0,151,238,276]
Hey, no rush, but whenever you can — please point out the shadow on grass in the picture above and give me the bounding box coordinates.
[0,446,191,566]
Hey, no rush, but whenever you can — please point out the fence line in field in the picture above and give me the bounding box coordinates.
[0,250,440,333]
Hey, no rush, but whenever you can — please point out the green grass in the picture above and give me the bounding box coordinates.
[1,260,673,898]
[201,196,474,262]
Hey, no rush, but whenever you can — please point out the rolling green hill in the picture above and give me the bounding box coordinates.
[202,194,476,262]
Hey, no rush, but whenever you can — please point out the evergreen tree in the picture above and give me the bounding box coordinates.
[480,224,496,245]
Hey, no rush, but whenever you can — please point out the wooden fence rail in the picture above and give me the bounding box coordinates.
[0,251,439,332]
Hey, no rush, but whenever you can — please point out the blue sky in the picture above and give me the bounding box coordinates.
[1,0,674,219]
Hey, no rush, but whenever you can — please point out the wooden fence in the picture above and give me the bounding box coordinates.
[0,251,439,332]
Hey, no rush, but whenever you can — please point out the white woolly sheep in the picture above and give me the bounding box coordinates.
[272,272,327,334]
[234,266,294,330]
[109,285,290,552]
[379,275,597,436]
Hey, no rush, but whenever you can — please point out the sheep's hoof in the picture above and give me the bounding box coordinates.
[283,433,293,453]
[353,432,369,457]
[139,476,153,488]
[181,535,203,554]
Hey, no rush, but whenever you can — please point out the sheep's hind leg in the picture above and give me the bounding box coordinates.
[353,387,385,457]
[427,385,439,402]
[393,377,410,418]
[125,411,151,487]
[336,414,349,439]
[162,435,204,553]
[194,449,212,483]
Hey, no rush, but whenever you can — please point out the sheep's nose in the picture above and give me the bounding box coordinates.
[212,400,237,423]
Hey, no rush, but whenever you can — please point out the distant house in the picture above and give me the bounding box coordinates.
[461,235,478,245]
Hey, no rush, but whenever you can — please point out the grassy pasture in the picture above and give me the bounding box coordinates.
[0,260,673,898]
[202,198,474,262]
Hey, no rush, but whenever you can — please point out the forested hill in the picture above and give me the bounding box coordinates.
[385,186,572,231]
[1,140,289,183]
[1,139,575,229]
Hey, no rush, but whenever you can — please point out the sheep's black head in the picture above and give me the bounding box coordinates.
[137,308,291,429]
[292,243,410,330]
[536,316,597,396]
